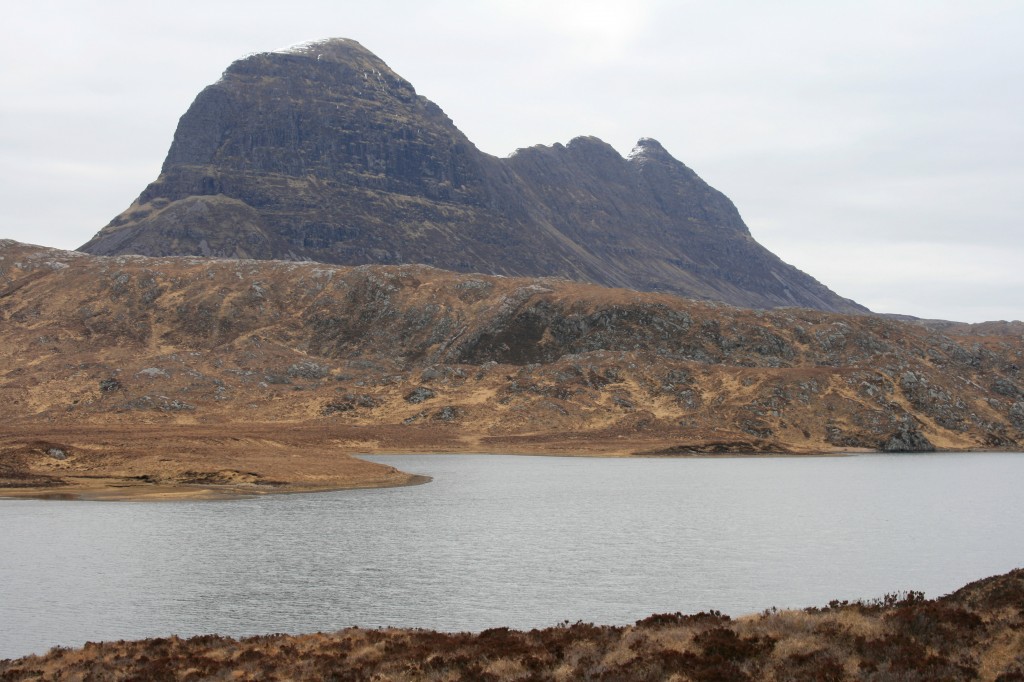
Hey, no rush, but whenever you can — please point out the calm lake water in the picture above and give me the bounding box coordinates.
[1,452,1023,659]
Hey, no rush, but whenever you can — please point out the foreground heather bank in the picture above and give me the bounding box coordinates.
[3,569,1022,681]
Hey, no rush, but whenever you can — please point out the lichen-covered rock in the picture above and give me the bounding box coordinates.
[432,406,461,422]
[881,421,936,452]
[404,387,436,404]
[99,378,122,393]
[1010,402,1024,430]
[287,361,331,380]
[123,395,196,412]
[322,393,379,415]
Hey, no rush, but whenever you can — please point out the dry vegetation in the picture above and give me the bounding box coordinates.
[3,569,1022,681]
[2,240,1023,498]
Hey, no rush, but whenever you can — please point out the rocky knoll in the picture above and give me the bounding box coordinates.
[1,239,1021,494]
[78,38,864,314]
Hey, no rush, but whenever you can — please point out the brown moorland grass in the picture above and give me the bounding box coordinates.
[2,569,1022,681]
[3,239,1023,485]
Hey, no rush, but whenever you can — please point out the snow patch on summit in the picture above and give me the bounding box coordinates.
[627,138,658,159]
[272,38,351,56]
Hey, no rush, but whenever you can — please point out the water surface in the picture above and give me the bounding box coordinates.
[1,452,1022,659]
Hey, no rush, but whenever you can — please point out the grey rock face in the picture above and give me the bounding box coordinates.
[881,420,936,452]
[404,386,436,404]
[80,38,866,314]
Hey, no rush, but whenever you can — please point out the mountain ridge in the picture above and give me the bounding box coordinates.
[79,38,866,314]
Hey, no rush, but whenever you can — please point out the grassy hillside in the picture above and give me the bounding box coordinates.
[1,240,1022,497]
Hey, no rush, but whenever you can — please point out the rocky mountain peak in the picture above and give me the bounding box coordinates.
[79,39,867,314]
[240,37,407,84]
[627,137,670,161]
[271,37,376,62]
[565,135,623,156]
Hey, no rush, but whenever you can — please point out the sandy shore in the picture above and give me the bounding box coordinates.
[0,422,444,502]
[0,474,432,502]
[0,421,993,502]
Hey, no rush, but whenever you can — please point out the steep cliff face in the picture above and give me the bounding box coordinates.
[79,38,866,314]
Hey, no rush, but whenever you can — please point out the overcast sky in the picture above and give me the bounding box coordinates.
[2,1,1021,322]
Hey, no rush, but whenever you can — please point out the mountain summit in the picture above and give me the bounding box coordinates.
[79,38,866,313]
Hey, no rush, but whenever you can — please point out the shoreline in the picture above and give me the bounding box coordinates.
[0,473,433,502]
[3,438,1018,501]
[4,420,1019,502]
[0,448,872,501]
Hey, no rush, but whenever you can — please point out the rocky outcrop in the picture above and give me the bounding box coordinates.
[79,39,865,314]
[881,419,936,452]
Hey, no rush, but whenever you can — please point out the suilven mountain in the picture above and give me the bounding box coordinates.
[79,38,865,314]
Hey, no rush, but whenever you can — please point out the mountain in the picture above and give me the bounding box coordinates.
[78,38,865,314]
[2,241,1021,496]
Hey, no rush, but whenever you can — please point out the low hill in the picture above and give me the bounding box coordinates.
[1,240,1020,497]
